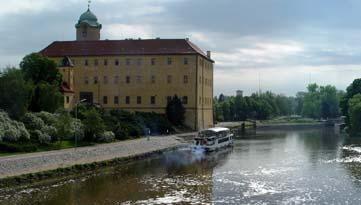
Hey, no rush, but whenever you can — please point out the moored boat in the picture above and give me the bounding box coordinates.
[192,127,233,152]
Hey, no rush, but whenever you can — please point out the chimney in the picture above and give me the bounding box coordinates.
[207,51,211,58]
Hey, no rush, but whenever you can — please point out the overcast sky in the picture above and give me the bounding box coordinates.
[1,0,361,96]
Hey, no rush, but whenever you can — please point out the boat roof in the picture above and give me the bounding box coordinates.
[202,127,230,133]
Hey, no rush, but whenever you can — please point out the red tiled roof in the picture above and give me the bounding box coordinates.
[40,39,213,62]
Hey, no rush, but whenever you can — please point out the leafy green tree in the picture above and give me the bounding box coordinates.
[348,94,361,135]
[20,53,62,85]
[0,68,33,119]
[55,110,72,142]
[83,108,105,141]
[319,85,340,119]
[166,95,185,125]
[341,79,361,124]
[302,84,321,118]
[20,53,63,112]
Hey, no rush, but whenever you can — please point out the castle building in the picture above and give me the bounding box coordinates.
[40,8,214,130]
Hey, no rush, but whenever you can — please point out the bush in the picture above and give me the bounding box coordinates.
[0,111,30,142]
[22,113,45,131]
[35,111,58,126]
[31,130,51,144]
[0,142,37,153]
[96,131,115,143]
[83,108,105,141]
[22,112,57,143]
[70,119,85,141]
[349,94,361,135]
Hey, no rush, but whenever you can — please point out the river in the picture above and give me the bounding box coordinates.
[2,128,361,204]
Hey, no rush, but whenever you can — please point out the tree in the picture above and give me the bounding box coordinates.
[341,79,361,124]
[0,68,33,119]
[20,53,62,85]
[55,110,72,142]
[348,94,361,135]
[83,108,105,141]
[320,85,340,119]
[166,95,185,125]
[20,53,63,112]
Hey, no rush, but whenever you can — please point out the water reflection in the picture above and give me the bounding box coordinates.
[3,128,361,204]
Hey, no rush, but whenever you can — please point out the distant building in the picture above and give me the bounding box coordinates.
[236,90,243,97]
[40,8,214,130]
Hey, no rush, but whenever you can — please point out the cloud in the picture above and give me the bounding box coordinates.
[103,24,153,39]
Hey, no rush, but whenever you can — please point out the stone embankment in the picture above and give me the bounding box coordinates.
[0,136,186,179]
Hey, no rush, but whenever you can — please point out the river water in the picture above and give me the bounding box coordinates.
[2,128,361,204]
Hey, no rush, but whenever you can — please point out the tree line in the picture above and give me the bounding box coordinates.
[214,84,344,122]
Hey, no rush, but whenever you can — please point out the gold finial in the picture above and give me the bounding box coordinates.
[88,0,91,10]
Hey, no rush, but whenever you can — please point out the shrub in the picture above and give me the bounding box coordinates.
[35,111,58,126]
[22,113,45,131]
[349,94,361,135]
[70,119,85,141]
[0,111,30,142]
[31,130,51,144]
[83,108,105,141]
[96,131,115,143]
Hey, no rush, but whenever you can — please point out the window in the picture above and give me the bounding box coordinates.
[167,57,172,65]
[115,59,119,66]
[151,58,156,65]
[103,76,108,84]
[103,96,108,104]
[183,75,188,84]
[66,96,70,104]
[167,75,172,84]
[151,96,156,105]
[137,58,142,66]
[126,58,131,66]
[84,76,89,84]
[184,57,188,65]
[137,96,142,104]
[126,76,130,84]
[114,76,119,84]
[94,59,99,66]
[182,96,188,104]
[94,76,98,84]
[136,76,142,84]
[151,75,156,84]
[126,96,130,104]
[104,59,108,66]
[84,59,89,66]
[114,96,119,104]
[167,96,172,103]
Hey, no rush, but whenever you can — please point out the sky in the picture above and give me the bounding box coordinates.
[1,0,361,96]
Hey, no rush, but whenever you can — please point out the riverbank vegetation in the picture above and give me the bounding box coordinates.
[214,83,344,123]
[0,53,180,154]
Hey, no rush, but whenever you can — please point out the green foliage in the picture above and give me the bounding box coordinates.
[300,84,341,119]
[341,79,361,125]
[214,91,296,121]
[83,108,105,141]
[166,95,185,125]
[54,110,72,141]
[348,94,361,135]
[103,110,173,140]
[20,53,63,113]
[0,68,33,119]
[71,119,85,141]
[20,53,61,85]
[0,110,30,142]
[96,131,115,143]
[30,82,63,113]
[21,113,57,144]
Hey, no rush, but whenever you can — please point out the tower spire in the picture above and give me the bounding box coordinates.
[87,0,91,10]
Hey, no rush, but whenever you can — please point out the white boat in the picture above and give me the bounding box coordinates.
[192,127,234,152]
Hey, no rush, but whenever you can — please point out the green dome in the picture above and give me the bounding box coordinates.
[75,9,102,28]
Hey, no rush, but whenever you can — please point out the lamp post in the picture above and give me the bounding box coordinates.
[74,99,86,148]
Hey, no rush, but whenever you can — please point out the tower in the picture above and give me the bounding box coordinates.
[75,4,102,41]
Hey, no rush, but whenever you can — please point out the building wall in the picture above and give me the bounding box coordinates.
[52,54,213,130]
[76,27,100,41]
